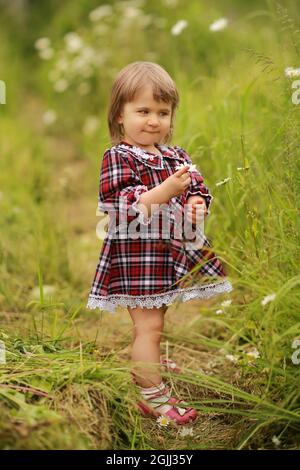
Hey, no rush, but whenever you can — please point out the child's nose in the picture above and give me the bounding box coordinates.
[148,115,159,126]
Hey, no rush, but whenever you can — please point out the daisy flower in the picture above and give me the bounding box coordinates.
[178,426,194,437]
[284,67,300,78]
[34,37,51,50]
[171,20,188,36]
[261,293,276,306]
[175,162,198,172]
[272,435,281,447]
[215,177,231,186]
[225,354,238,363]
[157,415,170,427]
[246,347,260,360]
[209,18,228,32]
[221,299,232,307]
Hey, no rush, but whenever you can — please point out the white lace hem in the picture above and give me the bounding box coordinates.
[86,279,233,314]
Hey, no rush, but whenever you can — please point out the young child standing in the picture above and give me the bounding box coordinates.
[87,61,233,425]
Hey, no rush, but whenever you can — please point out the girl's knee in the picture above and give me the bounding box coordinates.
[128,306,165,339]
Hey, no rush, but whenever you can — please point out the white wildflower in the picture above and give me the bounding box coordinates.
[64,32,83,53]
[215,177,231,186]
[272,435,281,447]
[246,348,260,360]
[38,48,54,60]
[89,5,113,22]
[209,17,228,32]
[215,309,223,315]
[164,0,178,6]
[34,37,51,50]
[284,67,300,78]
[175,162,197,172]
[54,79,69,93]
[221,299,232,307]
[42,110,57,126]
[178,426,194,437]
[261,293,276,306]
[0,340,6,364]
[123,7,142,19]
[156,415,170,427]
[225,354,238,363]
[171,20,188,36]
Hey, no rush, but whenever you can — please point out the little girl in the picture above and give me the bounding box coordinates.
[87,61,233,425]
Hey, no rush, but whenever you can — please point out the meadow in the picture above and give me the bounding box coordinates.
[0,0,299,450]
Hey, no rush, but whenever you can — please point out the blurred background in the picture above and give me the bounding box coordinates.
[0,0,299,451]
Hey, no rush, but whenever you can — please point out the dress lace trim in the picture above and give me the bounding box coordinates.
[86,279,233,314]
[131,185,155,225]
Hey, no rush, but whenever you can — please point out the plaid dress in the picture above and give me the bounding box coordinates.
[86,140,233,313]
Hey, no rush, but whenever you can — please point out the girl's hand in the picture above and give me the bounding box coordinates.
[160,166,192,199]
[185,196,207,225]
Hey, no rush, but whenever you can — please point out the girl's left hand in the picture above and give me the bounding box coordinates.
[186,197,207,225]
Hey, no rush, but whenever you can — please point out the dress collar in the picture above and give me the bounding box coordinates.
[116,140,181,160]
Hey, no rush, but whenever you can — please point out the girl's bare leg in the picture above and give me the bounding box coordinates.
[128,305,168,388]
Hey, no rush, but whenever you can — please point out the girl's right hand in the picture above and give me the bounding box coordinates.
[160,166,191,199]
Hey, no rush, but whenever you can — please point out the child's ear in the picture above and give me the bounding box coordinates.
[117,111,123,123]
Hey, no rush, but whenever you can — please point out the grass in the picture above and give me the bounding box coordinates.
[0,0,300,450]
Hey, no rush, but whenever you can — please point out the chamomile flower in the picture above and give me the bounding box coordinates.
[157,415,170,427]
[178,426,194,437]
[171,20,188,36]
[34,37,51,50]
[225,354,238,363]
[89,5,113,22]
[246,348,260,360]
[221,299,232,307]
[175,162,197,172]
[284,67,300,78]
[272,435,281,447]
[261,293,276,306]
[215,177,231,187]
[42,110,57,126]
[209,18,228,32]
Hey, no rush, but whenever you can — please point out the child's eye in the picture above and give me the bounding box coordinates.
[138,110,169,116]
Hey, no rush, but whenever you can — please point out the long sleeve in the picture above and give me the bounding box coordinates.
[98,148,154,225]
[175,146,213,214]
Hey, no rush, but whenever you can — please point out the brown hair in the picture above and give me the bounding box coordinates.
[107,61,180,146]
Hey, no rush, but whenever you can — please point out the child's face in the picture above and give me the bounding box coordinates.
[117,85,172,151]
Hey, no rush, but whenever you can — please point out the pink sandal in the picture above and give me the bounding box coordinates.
[137,386,198,425]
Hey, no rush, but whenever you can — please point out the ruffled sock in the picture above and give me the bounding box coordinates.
[137,381,173,414]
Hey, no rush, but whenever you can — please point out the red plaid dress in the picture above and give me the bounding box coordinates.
[86,140,233,313]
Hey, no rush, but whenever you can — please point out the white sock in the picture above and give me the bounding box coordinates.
[138,381,173,414]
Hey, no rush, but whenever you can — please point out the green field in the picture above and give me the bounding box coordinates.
[0,0,299,450]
